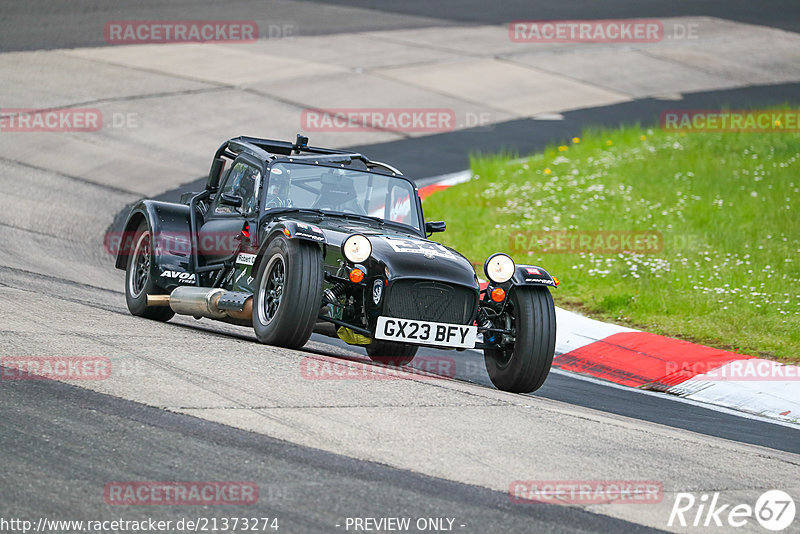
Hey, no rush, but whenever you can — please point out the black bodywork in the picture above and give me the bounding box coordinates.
[115,135,557,350]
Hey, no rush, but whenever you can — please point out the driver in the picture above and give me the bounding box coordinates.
[236,167,260,214]
[313,169,365,214]
[265,168,293,209]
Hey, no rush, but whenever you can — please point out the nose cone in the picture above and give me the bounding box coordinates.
[369,235,478,288]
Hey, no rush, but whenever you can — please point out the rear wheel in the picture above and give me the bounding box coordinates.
[124,221,175,321]
[253,237,323,349]
[483,286,555,393]
[366,340,418,367]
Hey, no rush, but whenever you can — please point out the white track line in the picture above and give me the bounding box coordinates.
[546,367,800,430]
[457,346,800,429]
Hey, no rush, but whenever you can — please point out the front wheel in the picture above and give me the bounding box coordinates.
[483,287,555,393]
[253,237,323,349]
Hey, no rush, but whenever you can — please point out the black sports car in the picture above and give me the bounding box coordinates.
[115,135,558,393]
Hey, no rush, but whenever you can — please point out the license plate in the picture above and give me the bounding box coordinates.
[375,316,477,349]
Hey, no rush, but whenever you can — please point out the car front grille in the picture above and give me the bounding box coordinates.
[384,279,477,325]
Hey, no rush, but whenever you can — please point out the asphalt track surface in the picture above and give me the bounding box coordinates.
[311,336,800,455]
[1,374,658,534]
[304,0,800,34]
[2,0,800,52]
[3,2,800,533]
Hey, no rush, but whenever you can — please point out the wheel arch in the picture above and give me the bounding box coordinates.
[114,200,194,291]
[114,209,147,270]
[252,221,325,276]
[509,264,558,290]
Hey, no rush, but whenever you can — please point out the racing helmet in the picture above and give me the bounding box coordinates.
[266,167,292,208]
[268,167,291,196]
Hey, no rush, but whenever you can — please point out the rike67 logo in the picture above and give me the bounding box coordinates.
[669,490,796,531]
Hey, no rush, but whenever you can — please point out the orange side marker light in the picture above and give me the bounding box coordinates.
[491,287,506,302]
[349,268,364,283]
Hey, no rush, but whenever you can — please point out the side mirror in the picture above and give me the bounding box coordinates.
[425,221,446,235]
[219,193,243,208]
[206,157,225,190]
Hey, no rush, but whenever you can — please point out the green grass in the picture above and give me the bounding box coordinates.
[423,125,800,361]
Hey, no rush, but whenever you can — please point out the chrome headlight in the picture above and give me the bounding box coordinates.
[343,234,372,263]
[484,253,515,284]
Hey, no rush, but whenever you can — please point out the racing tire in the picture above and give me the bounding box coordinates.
[124,221,175,322]
[253,237,323,349]
[366,340,418,367]
[483,286,555,393]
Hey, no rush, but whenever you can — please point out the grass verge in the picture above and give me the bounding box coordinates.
[423,124,799,362]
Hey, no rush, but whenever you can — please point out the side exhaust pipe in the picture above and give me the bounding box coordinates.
[148,287,252,321]
[146,295,171,306]
[169,287,227,319]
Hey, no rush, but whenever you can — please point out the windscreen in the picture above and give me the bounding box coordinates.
[264,162,421,231]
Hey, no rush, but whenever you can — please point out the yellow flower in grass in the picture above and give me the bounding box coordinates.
[544,168,552,175]
[558,145,568,152]
[640,135,647,141]
[572,137,580,143]
[606,140,613,146]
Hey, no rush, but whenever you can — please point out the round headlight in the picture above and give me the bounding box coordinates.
[484,253,515,284]
[343,234,372,263]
